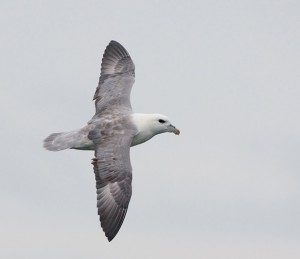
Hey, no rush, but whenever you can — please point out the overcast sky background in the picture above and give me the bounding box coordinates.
[1,1,300,258]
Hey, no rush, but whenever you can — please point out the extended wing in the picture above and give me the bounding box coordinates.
[93,41,135,114]
[89,125,135,241]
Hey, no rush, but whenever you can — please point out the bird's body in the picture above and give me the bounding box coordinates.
[44,113,175,151]
[44,41,179,241]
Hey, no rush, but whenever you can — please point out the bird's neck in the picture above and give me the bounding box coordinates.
[130,113,156,147]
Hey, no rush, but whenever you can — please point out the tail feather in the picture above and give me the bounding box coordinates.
[43,132,74,151]
[43,125,95,151]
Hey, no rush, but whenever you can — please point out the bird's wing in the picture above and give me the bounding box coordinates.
[88,123,136,241]
[93,40,135,114]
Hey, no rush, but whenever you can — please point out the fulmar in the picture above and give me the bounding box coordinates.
[43,40,180,241]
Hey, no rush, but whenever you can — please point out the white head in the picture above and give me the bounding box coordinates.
[132,113,180,135]
[131,113,180,146]
[148,114,180,135]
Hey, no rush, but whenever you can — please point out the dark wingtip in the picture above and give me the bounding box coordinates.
[109,40,125,48]
[102,221,121,242]
[104,40,130,60]
[100,40,133,76]
[105,229,117,242]
[93,40,135,101]
[107,235,114,242]
[99,207,128,242]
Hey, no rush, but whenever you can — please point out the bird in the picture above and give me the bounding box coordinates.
[43,40,180,241]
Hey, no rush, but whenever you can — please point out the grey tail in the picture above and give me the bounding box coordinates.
[43,132,73,151]
[43,130,90,151]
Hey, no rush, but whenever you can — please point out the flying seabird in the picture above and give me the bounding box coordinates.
[43,40,180,241]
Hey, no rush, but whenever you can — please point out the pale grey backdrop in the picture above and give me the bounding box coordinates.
[1,0,299,258]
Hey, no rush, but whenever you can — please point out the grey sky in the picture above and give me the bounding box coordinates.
[1,0,300,258]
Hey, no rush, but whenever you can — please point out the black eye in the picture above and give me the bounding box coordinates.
[158,119,166,124]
